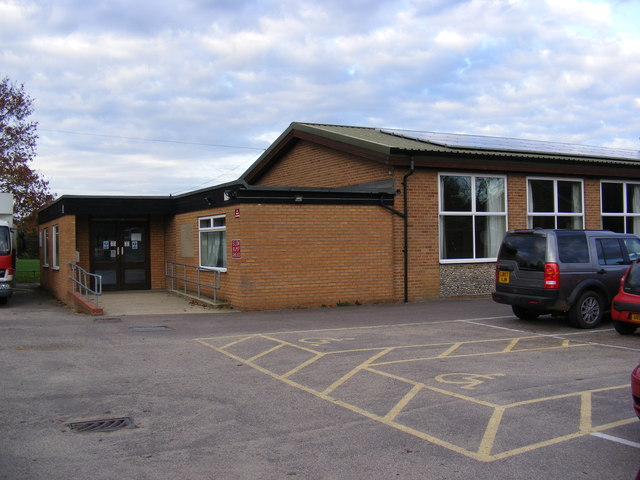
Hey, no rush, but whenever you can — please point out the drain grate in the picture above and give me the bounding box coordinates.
[67,417,135,433]
[130,326,171,332]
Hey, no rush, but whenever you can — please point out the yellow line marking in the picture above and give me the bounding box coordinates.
[384,383,423,422]
[488,417,639,461]
[580,391,592,432]
[366,367,500,408]
[258,334,320,355]
[507,384,629,408]
[437,342,463,357]
[247,343,284,362]
[322,348,393,395]
[194,318,472,342]
[219,335,255,350]
[502,338,519,352]
[282,353,325,379]
[372,342,589,366]
[195,326,633,463]
[478,406,506,456]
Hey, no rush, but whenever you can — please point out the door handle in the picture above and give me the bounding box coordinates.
[597,269,607,275]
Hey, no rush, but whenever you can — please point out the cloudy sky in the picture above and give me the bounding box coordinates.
[2,0,640,197]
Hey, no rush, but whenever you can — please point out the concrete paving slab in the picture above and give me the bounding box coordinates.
[98,290,233,316]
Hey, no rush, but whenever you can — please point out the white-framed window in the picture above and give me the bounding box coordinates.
[527,177,584,229]
[52,225,60,270]
[439,173,507,262]
[42,228,49,267]
[601,181,640,234]
[199,215,227,270]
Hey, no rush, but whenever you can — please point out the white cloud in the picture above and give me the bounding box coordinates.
[2,0,640,197]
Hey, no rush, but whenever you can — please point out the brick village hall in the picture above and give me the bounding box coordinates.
[37,122,640,311]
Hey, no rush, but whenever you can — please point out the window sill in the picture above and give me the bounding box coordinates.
[439,258,497,265]
[199,266,227,273]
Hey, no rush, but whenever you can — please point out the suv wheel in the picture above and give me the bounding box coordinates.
[569,291,603,329]
[512,306,540,320]
[614,321,637,335]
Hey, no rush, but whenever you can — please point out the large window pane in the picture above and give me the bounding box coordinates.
[442,216,473,259]
[628,184,640,213]
[626,217,640,235]
[557,181,582,213]
[442,176,471,211]
[475,216,506,258]
[557,216,582,229]
[531,216,555,229]
[604,216,624,233]
[199,215,227,269]
[529,179,554,212]
[476,177,505,212]
[602,183,623,213]
[200,231,226,268]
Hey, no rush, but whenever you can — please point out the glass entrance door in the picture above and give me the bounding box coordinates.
[90,221,149,291]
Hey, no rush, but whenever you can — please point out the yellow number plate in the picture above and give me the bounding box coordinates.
[631,313,640,323]
[498,271,510,283]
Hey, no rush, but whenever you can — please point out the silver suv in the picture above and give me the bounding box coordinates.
[492,229,640,328]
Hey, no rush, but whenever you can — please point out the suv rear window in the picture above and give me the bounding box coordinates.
[498,234,546,271]
[556,231,589,263]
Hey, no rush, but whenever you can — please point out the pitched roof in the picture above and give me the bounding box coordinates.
[241,122,640,183]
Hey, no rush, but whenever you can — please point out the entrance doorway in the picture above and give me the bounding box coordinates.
[90,220,150,291]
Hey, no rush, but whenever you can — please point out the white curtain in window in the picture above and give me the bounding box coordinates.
[568,182,583,229]
[484,177,505,257]
[631,184,640,233]
[202,231,223,267]
[571,182,582,212]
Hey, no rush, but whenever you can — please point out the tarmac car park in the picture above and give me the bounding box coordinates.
[1,286,639,480]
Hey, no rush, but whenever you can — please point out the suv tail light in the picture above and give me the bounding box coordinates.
[544,262,560,289]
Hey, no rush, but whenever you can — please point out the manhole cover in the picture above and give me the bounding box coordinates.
[67,417,135,433]
[130,326,171,332]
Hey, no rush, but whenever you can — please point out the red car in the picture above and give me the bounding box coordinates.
[632,365,640,419]
[611,262,640,335]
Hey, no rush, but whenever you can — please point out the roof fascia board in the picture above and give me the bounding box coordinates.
[392,153,640,178]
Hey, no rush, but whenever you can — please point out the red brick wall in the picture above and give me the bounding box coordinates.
[167,203,396,310]
[584,178,601,230]
[39,215,76,303]
[401,169,441,300]
[75,215,90,270]
[507,174,528,230]
[149,215,166,289]
[258,140,390,187]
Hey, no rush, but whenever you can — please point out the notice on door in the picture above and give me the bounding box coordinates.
[231,239,241,259]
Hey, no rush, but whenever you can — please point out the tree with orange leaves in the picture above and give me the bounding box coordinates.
[0,77,54,231]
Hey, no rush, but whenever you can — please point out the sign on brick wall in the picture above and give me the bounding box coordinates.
[231,239,241,259]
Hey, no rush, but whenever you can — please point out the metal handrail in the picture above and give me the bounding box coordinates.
[68,262,102,307]
[165,261,221,303]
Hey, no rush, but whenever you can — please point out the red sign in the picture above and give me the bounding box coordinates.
[231,239,241,259]
[234,208,240,218]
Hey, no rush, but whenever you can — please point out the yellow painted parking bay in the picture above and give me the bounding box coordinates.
[196,319,637,462]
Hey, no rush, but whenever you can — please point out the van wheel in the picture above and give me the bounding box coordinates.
[614,321,637,335]
[512,306,540,320]
[569,291,603,328]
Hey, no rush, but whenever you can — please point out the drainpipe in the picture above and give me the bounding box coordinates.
[401,157,415,303]
[380,156,415,303]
